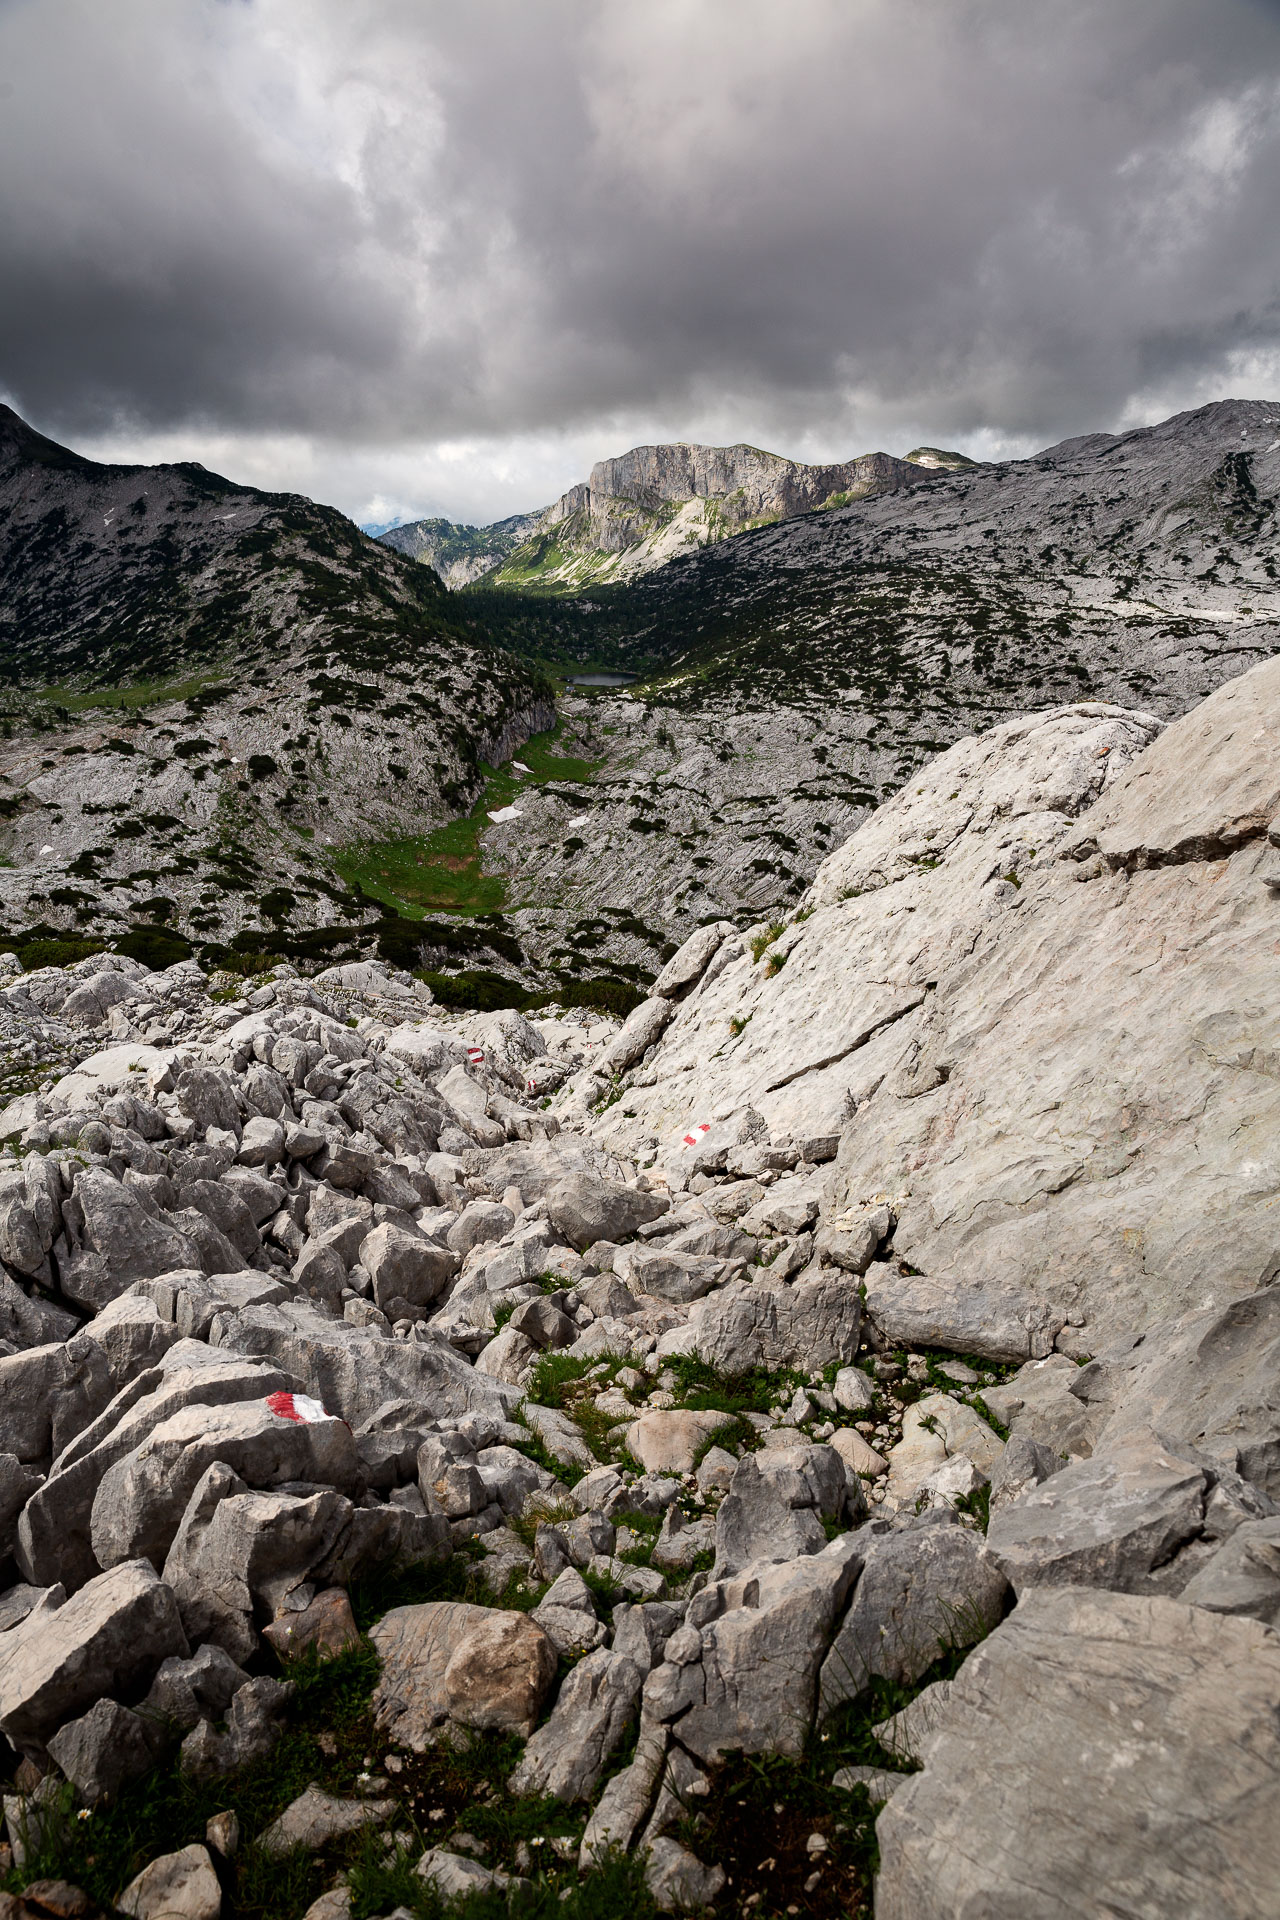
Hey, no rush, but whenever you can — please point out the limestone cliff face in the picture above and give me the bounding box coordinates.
[545,443,924,552]
[494,440,931,587]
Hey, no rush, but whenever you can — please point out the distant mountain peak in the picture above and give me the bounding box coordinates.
[470,437,940,594]
[905,446,978,470]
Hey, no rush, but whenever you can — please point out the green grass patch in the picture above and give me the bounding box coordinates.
[33,670,231,714]
[523,1352,635,1463]
[0,1642,381,1920]
[330,723,604,919]
[667,1353,806,1419]
[749,919,786,964]
[350,1833,655,1920]
[333,808,510,917]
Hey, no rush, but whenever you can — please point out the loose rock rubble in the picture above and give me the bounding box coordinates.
[2,664,1279,1917]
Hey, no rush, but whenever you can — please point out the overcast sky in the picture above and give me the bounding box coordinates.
[3,0,1280,526]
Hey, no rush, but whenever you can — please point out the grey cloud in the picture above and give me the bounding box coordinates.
[2,0,1280,490]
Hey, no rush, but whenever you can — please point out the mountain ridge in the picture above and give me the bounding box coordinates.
[377,435,974,593]
[0,396,1277,1002]
[0,403,552,970]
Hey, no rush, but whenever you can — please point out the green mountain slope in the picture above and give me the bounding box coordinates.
[0,406,552,968]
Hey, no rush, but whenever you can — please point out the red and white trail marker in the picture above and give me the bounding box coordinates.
[467,1046,485,1065]
[266,1391,331,1425]
[681,1122,711,1149]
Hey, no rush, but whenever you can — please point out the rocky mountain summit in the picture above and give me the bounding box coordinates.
[374,514,544,591]
[0,653,1276,1917]
[384,440,937,595]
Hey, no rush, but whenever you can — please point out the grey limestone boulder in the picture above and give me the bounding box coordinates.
[985,1431,1215,1595]
[597,997,675,1074]
[862,1262,1063,1364]
[179,1674,292,1783]
[62,1167,201,1309]
[61,969,143,1028]
[1083,1290,1280,1495]
[651,1537,862,1765]
[118,1842,223,1920]
[162,1463,354,1664]
[713,1445,851,1579]
[0,1176,49,1278]
[612,1242,726,1304]
[682,1108,769,1177]
[142,1644,249,1732]
[0,1453,40,1563]
[259,1783,396,1856]
[370,1600,557,1747]
[580,1715,669,1864]
[0,1271,77,1352]
[0,1560,188,1757]
[546,1171,669,1250]
[644,1837,726,1912]
[870,1675,957,1764]
[987,1432,1064,1516]
[818,1513,1009,1713]
[508,1294,575,1350]
[168,1205,243,1279]
[176,1063,241,1136]
[236,1115,286,1166]
[17,1355,296,1591]
[1179,1516,1280,1626]
[815,1205,891,1275]
[223,1165,286,1224]
[529,1566,607,1658]
[418,1848,524,1901]
[203,1298,519,1427]
[692,1271,862,1374]
[47,1696,155,1806]
[874,1586,1280,1920]
[652,922,729,999]
[363,1222,458,1320]
[982,1352,1105,1458]
[651,1505,715,1573]
[90,1395,362,1574]
[474,1323,536,1385]
[514,1402,597,1474]
[445,1200,515,1256]
[508,1639,648,1800]
[178,1179,260,1261]
[626,1409,735,1477]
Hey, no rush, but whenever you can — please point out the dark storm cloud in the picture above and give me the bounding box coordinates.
[3,0,1280,478]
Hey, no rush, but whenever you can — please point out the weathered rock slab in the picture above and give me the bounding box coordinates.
[875,1586,1280,1920]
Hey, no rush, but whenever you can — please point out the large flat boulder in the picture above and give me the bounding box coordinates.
[986,1432,1213,1596]
[690,1272,862,1373]
[208,1298,518,1425]
[17,1356,296,1591]
[370,1601,557,1747]
[586,666,1280,1354]
[546,1171,668,1249]
[874,1586,1280,1920]
[0,1561,188,1757]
